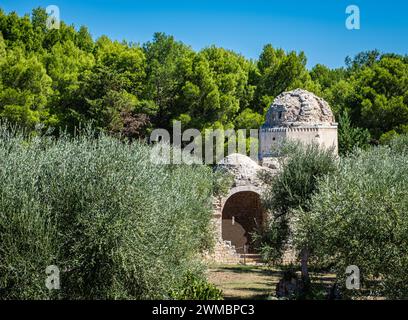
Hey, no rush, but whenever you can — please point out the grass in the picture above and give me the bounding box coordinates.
[207,265,282,300]
[207,264,337,300]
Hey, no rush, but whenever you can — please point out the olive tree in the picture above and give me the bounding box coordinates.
[257,142,338,284]
[295,136,408,298]
[0,124,219,299]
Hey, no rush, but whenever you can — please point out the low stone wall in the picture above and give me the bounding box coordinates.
[203,240,241,265]
[204,241,298,266]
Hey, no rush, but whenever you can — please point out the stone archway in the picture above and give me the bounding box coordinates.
[221,188,265,254]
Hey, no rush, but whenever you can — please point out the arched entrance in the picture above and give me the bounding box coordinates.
[221,190,265,253]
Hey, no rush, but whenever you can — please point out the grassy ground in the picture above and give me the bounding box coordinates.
[207,265,281,300]
[207,264,337,300]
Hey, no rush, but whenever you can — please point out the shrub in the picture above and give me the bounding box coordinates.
[379,130,398,145]
[389,133,408,154]
[0,125,217,299]
[169,272,223,300]
[338,110,371,155]
[256,142,338,265]
[296,142,408,298]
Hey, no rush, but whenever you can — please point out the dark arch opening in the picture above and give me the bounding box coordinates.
[221,191,265,253]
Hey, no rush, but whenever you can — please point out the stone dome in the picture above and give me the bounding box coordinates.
[218,153,260,171]
[217,153,264,187]
[263,89,335,128]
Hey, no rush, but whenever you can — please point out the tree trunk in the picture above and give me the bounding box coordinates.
[300,248,310,283]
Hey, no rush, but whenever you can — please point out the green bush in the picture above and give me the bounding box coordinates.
[338,110,371,155]
[0,125,216,299]
[296,139,408,298]
[256,142,338,264]
[389,133,408,154]
[379,130,398,145]
[169,272,223,300]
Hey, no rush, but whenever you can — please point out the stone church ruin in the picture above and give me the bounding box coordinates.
[209,89,338,264]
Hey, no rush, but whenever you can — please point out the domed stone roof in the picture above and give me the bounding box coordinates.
[218,153,260,171]
[263,89,335,128]
[217,153,274,187]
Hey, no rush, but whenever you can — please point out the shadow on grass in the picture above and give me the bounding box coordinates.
[223,293,274,300]
[208,264,339,300]
[211,265,282,277]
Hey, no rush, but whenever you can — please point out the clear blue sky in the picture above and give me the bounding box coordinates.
[2,0,408,68]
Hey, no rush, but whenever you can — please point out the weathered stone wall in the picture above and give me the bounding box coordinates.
[203,240,241,265]
[316,126,338,154]
[260,125,338,158]
[259,128,287,158]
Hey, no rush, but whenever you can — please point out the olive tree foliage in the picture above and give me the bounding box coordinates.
[295,135,408,298]
[0,124,219,299]
[256,143,338,267]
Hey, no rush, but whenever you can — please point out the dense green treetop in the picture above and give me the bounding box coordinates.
[0,7,407,150]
